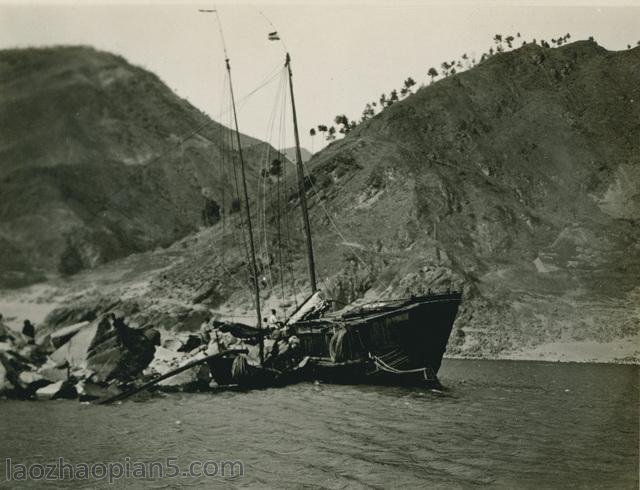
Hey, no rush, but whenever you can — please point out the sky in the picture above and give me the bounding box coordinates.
[0,1,638,151]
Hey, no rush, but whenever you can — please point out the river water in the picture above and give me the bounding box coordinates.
[0,359,637,489]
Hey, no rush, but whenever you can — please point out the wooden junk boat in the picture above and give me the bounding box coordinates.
[97,12,464,405]
[198,11,463,390]
[287,291,462,387]
[100,291,462,404]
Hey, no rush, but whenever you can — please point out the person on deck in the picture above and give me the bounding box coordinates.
[288,334,302,366]
[263,329,284,368]
[268,309,281,330]
[109,313,129,348]
[199,321,212,344]
[22,319,35,344]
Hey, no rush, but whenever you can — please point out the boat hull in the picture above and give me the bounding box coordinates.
[291,292,462,386]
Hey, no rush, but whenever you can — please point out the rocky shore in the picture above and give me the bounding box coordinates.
[1,281,637,403]
[0,303,273,402]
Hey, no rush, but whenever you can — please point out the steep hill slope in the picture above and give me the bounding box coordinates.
[15,40,639,362]
[284,146,312,163]
[0,46,272,287]
[296,40,639,358]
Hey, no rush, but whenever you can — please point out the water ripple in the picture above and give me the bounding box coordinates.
[0,360,637,489]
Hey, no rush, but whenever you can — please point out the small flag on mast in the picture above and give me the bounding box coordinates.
[268,31,280,41]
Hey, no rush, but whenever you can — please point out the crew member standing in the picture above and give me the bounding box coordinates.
[268,309,280,330]
[22,319,35,344]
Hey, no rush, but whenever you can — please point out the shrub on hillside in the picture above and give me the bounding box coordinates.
[58,239,84,276]
[366,165,386,190]
[202,198,221,226]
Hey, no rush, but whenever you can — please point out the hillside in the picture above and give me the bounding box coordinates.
[299,40,639,359]
[4,40,639,362]
[284,146,312,163]
[0,46,272,287]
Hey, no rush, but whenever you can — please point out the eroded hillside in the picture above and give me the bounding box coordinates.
[0,46,273,287]
[4,40,638,362]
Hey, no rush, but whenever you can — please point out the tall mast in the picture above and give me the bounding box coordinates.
[285,52,317,293]
[208,8,264,363]
[226,58,264,364]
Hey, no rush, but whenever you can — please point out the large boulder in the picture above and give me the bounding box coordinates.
[0,350,32,397]
[86,329,155,383]
[50,321,91,348]
[48,315,155,383]
[149,305,210,333]
[43,298,115,331]
[18,344,47,365]
[18,371,51,395]
[0,321,16,342]
[49,319,109,368]
[0,357,14,395]
[34,380,76,400]
[37,360,69,383]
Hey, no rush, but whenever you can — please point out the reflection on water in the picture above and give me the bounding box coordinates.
[0,360,637,488]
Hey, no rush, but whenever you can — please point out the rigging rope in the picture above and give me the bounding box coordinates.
[229,115,254,293]
[247,65,316,317]
[140,66,282,172]
[260,70,289,308]
[256,70,287,293]
[369,347,432,377]
[210,63,292,308]
[218,71,255,300]
[371,355,430,375]
[221,73,255,301]
[300,158,395,301]
[276,167,286,307]
[218,71,226,269]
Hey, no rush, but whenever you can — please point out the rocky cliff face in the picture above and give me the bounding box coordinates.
[9,41,639,361]
[297,40,639,357]
[0,46,271,287]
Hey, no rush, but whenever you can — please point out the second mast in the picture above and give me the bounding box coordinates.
[286,53,318,293]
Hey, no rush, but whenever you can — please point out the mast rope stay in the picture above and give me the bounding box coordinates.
[257,9,396,303]
[255,65,306,316]
[213,53,255,300]
[257,70,288,292]
[275,69,288,308]
[137,65,282,172]
[256,9,313,306]
[204,6,264,363]
[300,157,393,300]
